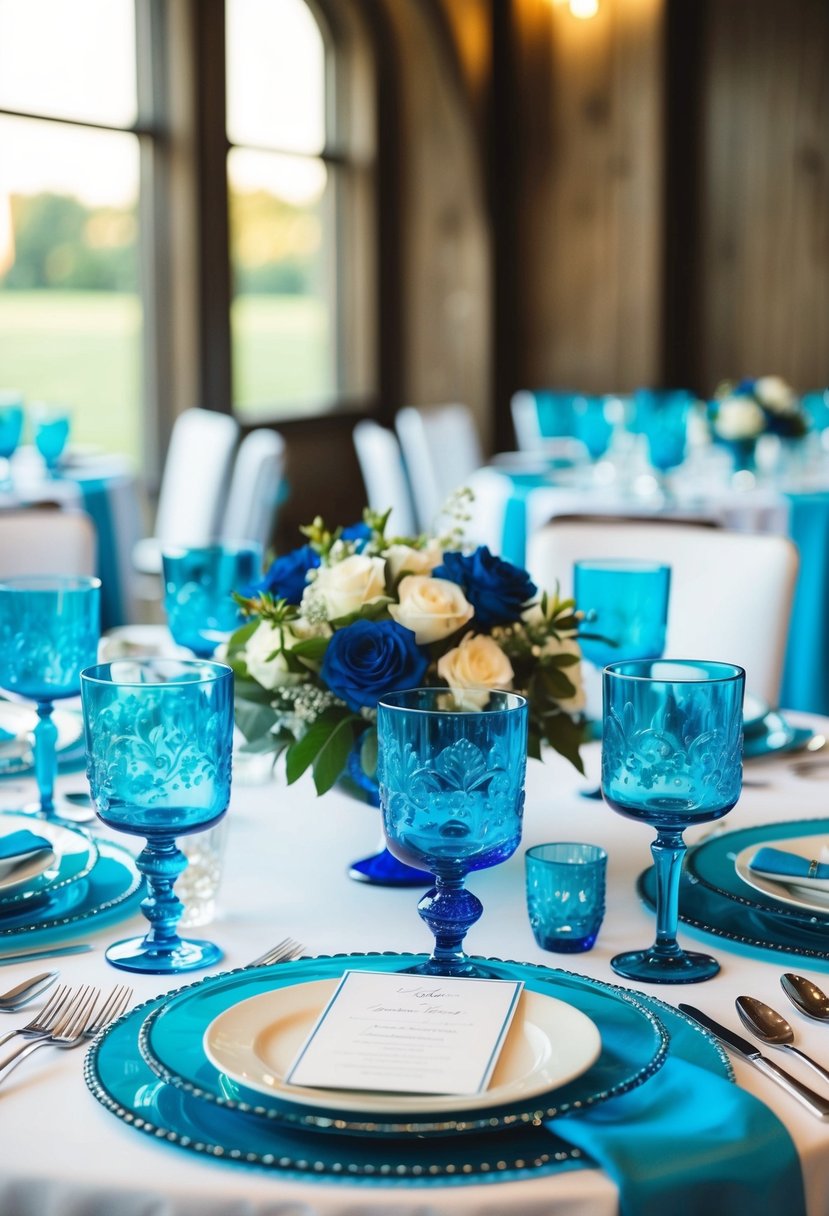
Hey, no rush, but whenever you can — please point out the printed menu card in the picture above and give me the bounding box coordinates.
[286,970,524,1096]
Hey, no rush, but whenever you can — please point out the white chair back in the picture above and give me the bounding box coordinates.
[511,391,544,451]
[353,420,417,537]
[395,403,484,532]
[526,519,798,708]
[133,408,239,575]
[0,508,96,576]
[221,428,286,549]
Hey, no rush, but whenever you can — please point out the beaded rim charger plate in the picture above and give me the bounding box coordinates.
[203,979,602,1115]
[0,812,98,910]
[138,952,669,1137]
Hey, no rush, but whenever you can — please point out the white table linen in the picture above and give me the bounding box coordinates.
[1,720,828,1215]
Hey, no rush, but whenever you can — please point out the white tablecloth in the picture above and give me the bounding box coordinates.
[1,722,829,1215]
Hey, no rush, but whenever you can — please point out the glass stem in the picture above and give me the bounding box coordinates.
[417,876,483,972]
[33,700,58,818]
[650,829,686,959]
[135,834,188,953]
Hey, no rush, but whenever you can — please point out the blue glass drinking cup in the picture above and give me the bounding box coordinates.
[162,542,263,659]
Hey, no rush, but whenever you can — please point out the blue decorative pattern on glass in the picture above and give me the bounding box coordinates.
[80,658,234,974]
[602,658,744,983]
[162,543,263,658]
[0,575,100,821]
[378,688,528,977]
[575,560,671,670]
[526,842,607,953]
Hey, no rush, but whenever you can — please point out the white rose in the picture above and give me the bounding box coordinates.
[755,375,797,414]
[311,554,387,619]
[713,397,765,441]
[385,541,443,581]
[388,575,474,645]
[541,634,586,713]
[244,621,299,690]
[438,634,514,710]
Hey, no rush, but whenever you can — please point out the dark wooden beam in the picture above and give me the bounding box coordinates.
[489,0,517,451]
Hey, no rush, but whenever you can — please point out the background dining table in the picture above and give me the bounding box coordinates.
[0,715,828,1215]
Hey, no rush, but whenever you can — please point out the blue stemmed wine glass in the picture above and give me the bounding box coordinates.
[377,687,528,977]
[572,395,614,462]
[602,658,744,983]
[80,658,234,973]
[162,542,263,658]
[32,406,71,475]
[0,575,100,822]
[0,396,24,491]
[633,388,693,492]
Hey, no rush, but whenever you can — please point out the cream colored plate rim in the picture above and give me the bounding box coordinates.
[0,812,93,895]
[203,977,602,1115]
[735,836,829,913]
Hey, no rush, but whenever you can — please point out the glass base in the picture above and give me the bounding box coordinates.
[22,796,96,825]
[580,786,604,801]
[348,848,432,887]
[611,947,720,984]
[398,957,503,979]
[105,935,223,974]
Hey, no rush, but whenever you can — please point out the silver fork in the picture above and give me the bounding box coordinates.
[82,984,133,1041]
[0,982,73,1049]
[248,938,304,967]
[0,984,99,1089]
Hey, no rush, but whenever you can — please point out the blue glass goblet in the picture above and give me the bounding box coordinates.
[80,658,234,974]
[32,406,71,475]
[572,395,614,462]
[162,542,263,659]
[633,389,693,485]
[602,658,744,983]
[0,397,24,491]
[0,575,100,821]
[378,687,528,977]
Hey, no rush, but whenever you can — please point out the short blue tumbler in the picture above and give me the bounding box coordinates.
[162,542,263,658]
[81,658,234,974]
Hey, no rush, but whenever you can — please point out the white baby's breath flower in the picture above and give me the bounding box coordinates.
[309,554,387,619]
[713,397,765,441]
[437,633,514,710]
[388,575,474,644]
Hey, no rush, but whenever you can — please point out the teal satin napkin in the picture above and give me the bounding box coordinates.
[751,846,829,882]
[0,829,51,862]
[558,1006,807,1216]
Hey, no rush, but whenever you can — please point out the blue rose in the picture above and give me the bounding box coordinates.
[433,546,537,628]
[341,521,372,550]
[321,619,428,711]
[253,544,320,605]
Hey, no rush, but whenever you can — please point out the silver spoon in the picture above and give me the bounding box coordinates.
[781,973,829,1022]
[736,995,829,1086]
[0,970,59,1012]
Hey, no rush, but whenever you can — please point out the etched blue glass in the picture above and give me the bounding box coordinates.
[80,658,234,974]
[378,687,528,977]
[575,560,671,669]
[572,395,614,461]
[633,388,693,474]
[0,399,24,490]
[0,575,100,821]
[162,542,263,658]
[602,658,744,983]
[32,408,71,473]
[526,842,607,953]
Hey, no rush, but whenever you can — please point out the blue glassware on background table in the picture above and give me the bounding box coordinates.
[377,687,528,977]
[0,575,100,822]
[526,842,607,953]
[80,658,234,973]
[633,388,693,483]
[0,395,24,491]
[572,395,614,462]
[602,658,745,983]
[162,542,263,658]
[32,406,71,474]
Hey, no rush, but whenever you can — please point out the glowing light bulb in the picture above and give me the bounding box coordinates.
[569,0,599,17]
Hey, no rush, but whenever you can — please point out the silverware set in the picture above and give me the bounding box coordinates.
[681,973,829,1121]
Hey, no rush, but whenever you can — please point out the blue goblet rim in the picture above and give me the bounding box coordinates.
[161,540,264,563]
[31,404,71,424]
[525,842,608,867]
[80,658,233,688]
[0,574,101,595]
[377,687,528,716]
[574,559,671,577]
[603,658,744,686]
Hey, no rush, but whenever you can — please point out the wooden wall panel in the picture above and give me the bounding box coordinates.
[513,0,665,394]
[697,0,829,392]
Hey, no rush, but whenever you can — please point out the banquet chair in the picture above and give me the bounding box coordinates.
[352,420,417,536]
[395,402,484,532]
[511,390,577,451]
[0,507,96,576]
[132,408,239,577]
[220,428,286,551]
[526,519,798,707]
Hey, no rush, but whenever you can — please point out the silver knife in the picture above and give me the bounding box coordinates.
[0,944,93,967]
[679,1003,829,1120]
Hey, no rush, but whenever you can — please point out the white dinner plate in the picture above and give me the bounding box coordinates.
[735,837,829,914]
[0,701,83,773]
[203,977,602,1115]
[742,693,769,734]
[0,840,55,893]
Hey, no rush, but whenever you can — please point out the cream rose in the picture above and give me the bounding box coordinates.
[713,397,765,441]
[311,554,387,619]
[755,375,797,414]
[541,634,586,713]
[388,575,474,645]
[385,541,443,581]
[437,633,514,709]
[244,621,302,691]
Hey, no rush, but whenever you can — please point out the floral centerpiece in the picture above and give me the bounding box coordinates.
[227,507,585,797]
[710,376,808,451]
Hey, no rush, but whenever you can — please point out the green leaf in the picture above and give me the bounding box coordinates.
[359,726,378,780]
[227,618,260,654]
[312,716,361,795]
[328,599,393,629]
[546,652,580,668]
[233,677,276,705]
[289,636,330,661]
[538,711,585,774]
[234,698,279,743]
[284,708,359,787]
